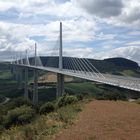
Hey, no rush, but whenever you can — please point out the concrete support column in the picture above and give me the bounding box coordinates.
[57,73,64,98]
[33,69,38,105]
[18,67,23,88]
[12,66,16,80]
[56,22,64,98]
[15,66,19,81]
[24,67,29,100]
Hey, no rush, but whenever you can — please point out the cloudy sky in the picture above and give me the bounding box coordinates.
[0,0,140,65]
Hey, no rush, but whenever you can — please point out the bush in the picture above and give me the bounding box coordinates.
[3,105,35,128]
[12,97,32,107]
[77,94,84,101]
[39,102,55,114]
[6,97,33,110]
[57,95,78,108]
[96,92,126,101]
[56,104,82,124]
[136,98,140,104]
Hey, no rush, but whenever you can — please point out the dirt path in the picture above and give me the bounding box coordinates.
[54,100,140,140]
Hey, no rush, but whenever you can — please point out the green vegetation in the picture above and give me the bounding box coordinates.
[95,92,127,101]
[0,95,5,103]
[120,69,140,77]
[3,105,35,128]
[55,104,82,125]
[0,95,82,139]
[39,102,55,114]
[136,98,140,104]
[65,82,140,100]
[65,82,103,96]
[0,70,12,80]
[57,94,78,107]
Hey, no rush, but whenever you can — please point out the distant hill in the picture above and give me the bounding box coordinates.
[88,57,140,75]
[104,58,139,69]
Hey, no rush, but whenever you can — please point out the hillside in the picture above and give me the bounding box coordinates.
[88,57,139,72]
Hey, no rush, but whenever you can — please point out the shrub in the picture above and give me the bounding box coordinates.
[39,102,55,114]
[136,98,140,104]
[56,104,82,124]
[6,97,32,110]
[57,95,78,107]
[77,94,84,101]
[12,97,32,107]
[96,92,126,101]
[3,105,35,128]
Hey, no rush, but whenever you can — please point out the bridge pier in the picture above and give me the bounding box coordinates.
[57,73,64,97]
[24,67,29,100]
[14,66,19,81]
[12,66,22,85]
[18,67,23,88]
[32,43,39,105]
[11,65,16,80]
[56,22,64,98]
[33,69,38,105]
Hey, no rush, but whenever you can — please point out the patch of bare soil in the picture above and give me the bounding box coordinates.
[39,73,73,83]
[54,100,140,140]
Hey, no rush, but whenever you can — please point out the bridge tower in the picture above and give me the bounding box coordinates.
[57,22,64,97]
[33,43,38,105]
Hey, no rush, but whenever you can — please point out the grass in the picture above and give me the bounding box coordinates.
[120,69,140,78]
[0,70,12,80]
[65,82,103,96]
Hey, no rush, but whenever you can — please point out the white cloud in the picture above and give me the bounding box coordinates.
[126,41,140,46]
[74,0,123,18]
[128,31,140,36]
[74,0,140,27]
[93,46,140,65]
[0,18,97,60]
[0,0,139,65]
[0,1,16,11]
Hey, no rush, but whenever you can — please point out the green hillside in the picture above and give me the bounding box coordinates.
[88,57,140,77]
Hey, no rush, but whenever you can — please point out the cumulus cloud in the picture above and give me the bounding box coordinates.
[74,0,140,26]
[0,18,97,61]
[75,0,124,18]
[93,46,140,65]
[0,0,139,65]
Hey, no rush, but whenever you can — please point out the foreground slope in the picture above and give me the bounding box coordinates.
[54,100,140,140]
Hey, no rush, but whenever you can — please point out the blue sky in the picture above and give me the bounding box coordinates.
[0,0,140,65]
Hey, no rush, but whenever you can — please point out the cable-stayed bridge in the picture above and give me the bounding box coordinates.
[10,22,140,104]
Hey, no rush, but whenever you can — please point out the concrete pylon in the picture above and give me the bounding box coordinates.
[24,67,29,100]
[33,43,38,105]
[57,73,64,97]
[18,67,23,88]
[57,22,64,98]
[15,66,19,81]
[33,69,38,105]
[12,65,17,80]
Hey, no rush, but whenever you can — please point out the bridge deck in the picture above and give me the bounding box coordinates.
[14,64,140,92]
